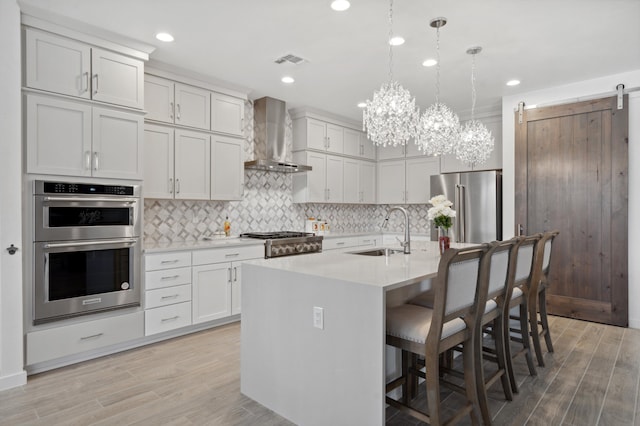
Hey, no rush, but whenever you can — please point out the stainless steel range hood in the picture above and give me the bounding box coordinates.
[244,97,311,173]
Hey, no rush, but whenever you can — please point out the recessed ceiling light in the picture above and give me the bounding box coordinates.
[357,102,367,108]
[155,32,174,42]
[506,79,521,86]
[422,58,437,67]
[281,76,295,84]
[389,36,405,46]
[330,0,350,11]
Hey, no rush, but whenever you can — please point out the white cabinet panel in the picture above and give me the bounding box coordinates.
[377,160,405,204]
[192,262,232,323]
[192,245,264,265]
[343,158,360,203]
[212,93,245,136]
[144,124,175,199]
[26,94,92,176]
[326,155,344,202]
[325,123,344,154]
[92,107,143,179]
[231,265,242,315]
[306,118,328,151]
[175,83,211,130]
[145,251,192,271]
[144,75,175,123]
[343,128,361,157]
[174,130,211,200]
[377,144,405,160]
[145,266,192,290]
[26,311,144,365]
[91,48,144,109]
[360,133,376,160]
[25,29,90,99]
[406,157,439,204]
[360,161,376,204]
[211,135,244,200]
[145,284,192,309]
[145,301,192,335]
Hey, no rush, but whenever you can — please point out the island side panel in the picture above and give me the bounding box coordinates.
[241,263,385,426]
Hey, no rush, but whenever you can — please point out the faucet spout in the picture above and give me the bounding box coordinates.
[384,206,411,254]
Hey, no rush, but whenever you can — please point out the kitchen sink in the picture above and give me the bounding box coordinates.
[350,247,403,256]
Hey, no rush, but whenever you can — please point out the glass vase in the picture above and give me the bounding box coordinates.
[438,227,450,255]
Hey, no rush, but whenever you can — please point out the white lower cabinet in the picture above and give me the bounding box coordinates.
[145,301,192,336]
[323,235,379,252]
[26,311,144,365]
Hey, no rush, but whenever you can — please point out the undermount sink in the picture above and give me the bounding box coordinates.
[350,247,403,256]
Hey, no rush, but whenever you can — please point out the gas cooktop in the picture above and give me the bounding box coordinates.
[240,231,314,240]
[240,231,322,258]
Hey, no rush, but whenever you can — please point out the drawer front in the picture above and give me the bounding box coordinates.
[358,236,377,247]
[323,237,358,250]
[145,251,191,271]
[145,266,192,290]
[192,244,264,265]
[145,284,191,309]
[144,302,192,336]
[26,311,144,365]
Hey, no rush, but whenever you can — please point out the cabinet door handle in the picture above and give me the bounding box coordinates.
[228,267,232,283]
[82,72,89,93]
[175,179,181,194]
[161,294,180,300]
[93,74,99,95]
[170,102,174,120]
[176,104,181,120]
[169,178,174,194]
[85,151,91,170]
[327,136,330,149]
[93,152,99,171]
[233,267,238,282]
[80,333,103,341]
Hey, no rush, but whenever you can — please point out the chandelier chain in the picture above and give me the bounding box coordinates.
[471,51,476,121]
[435,25,441,104]
[388,0,394,82]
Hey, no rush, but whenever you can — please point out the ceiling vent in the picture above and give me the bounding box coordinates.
[274,54,307,65]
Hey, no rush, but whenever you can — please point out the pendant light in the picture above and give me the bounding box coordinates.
[415,17,461,156]
[363,0,419,147]
[456,46,494,167]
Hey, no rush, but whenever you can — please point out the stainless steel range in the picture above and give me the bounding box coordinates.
[240,232,323,258]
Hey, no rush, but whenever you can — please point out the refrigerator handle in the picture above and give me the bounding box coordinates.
[459,184,466,243]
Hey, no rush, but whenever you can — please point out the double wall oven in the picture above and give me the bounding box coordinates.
[33,181,141,324]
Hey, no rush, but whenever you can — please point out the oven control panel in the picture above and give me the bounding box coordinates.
[39,181,138,196]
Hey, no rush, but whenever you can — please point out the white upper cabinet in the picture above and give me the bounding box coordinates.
[293,118,345,154]
[26,93,143,179]
[343,128,361,157]
[175,83,211,130]
[144,74,175,123]
[210,134,244,200]
[325,123,344,154]
[343,159,376,204]
[144,124,175,199]
[377,144,405,160]
[25,29,144,109]
[360,133,376,160]
[212,93,245,136]
[377,156,439,204]
[359,161,376,204]
[174,129,211,200]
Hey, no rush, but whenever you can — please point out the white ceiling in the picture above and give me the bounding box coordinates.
[18,0,640,122]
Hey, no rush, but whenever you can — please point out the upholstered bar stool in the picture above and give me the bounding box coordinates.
[527,230,560,367]
[385,245,489,426]
[505,233,542,393]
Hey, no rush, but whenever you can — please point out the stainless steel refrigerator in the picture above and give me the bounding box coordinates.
[430,170,502,243]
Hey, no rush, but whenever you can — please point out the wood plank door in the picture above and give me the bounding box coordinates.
[515,96,628,326]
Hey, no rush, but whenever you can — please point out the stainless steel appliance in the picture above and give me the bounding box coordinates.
[33,181,141,324]
[243,97,312,173]
[430,170,502,243]
[240,231,323,258]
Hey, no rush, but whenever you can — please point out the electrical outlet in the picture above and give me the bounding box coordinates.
[313,306,324,329]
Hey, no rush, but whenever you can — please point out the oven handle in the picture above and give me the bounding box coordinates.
[43,238,138,249]
[42,196,137,204]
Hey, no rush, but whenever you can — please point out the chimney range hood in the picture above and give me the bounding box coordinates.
[244,97,311,173]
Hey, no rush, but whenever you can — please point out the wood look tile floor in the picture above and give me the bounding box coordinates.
[1,316,639,425]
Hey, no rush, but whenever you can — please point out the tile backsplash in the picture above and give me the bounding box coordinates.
[143,100,434,244]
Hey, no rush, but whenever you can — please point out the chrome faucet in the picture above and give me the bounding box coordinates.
[381,206,411,254]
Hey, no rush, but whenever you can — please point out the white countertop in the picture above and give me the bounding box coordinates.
[244,240,473,291]
[144,237,264,253]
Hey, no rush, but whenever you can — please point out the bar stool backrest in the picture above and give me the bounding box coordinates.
[514,234,543,286]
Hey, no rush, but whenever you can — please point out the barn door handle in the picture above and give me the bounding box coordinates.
[517,224,525,236]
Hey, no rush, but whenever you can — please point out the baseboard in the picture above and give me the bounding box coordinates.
[0,370,27,391]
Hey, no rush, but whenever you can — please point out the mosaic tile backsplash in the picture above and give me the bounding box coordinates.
[143,101,434,244]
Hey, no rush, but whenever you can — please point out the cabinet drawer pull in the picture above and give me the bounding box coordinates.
[224,253,240,258]
[160,259,179,264]
[161,316,179,323]
[160,274,180,280]
[161,294,180,300]
[80,332,104,341]
[336,242,345,246]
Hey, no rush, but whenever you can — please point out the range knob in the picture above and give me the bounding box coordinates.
[295,244,303,252]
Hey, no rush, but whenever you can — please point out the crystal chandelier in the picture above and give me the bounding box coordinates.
[456,46,494,167]
[363,0,419,147]
[415,17,461,156]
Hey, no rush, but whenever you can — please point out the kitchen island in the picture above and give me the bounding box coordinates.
[240,241,458,426]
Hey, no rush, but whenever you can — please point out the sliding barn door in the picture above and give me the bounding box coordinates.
[515,96,628,326]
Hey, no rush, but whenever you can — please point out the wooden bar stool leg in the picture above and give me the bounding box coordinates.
[529,297,545,367]
[539,289,554,353]
[493,316,513,401]
[519,301,537,376]
[474,325,492,425]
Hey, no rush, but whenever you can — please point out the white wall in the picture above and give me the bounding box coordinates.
[0,0,27,390]
[502,70,640,328]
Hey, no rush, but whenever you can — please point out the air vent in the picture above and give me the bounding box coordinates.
[274,54,307,65]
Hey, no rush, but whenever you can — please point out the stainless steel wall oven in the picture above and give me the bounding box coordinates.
[33,181,141,324]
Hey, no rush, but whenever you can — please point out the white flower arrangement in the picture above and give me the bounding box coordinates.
[428,195,456,229]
